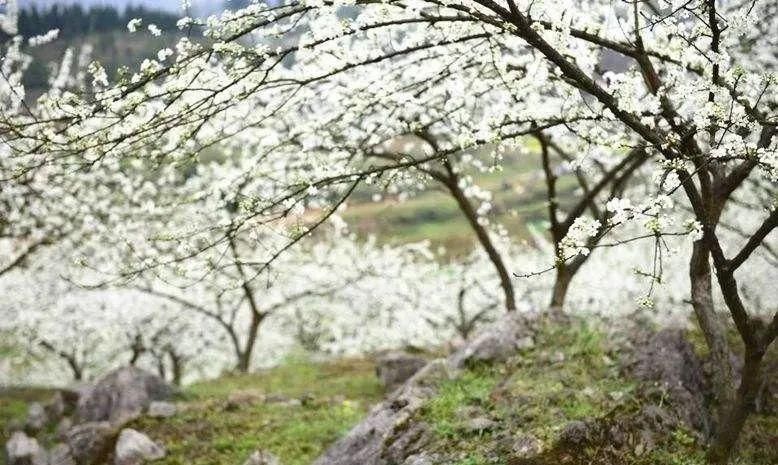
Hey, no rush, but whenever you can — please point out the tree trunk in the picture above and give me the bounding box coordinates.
[689,241,735,413]
[236,311,264,373]
[446,181,517,312]
[168,350,184,386]
[155,355,167,381]
[67,357,83,381]
[549,254,587,313]
[707,348,764,464]
[550,267,573,312]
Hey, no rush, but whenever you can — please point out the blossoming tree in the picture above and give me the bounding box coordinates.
[1,0,776,461]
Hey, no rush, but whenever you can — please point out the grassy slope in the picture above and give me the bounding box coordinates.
[414,322,777,465]
[127,356,383,465]
[1,327,775,465]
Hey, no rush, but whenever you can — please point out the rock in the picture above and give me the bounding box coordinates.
[312,359,452,465]
[65,421,116,465]
[241,449,281,465]
[48,444,76,465]
[402,453,438,465]
[56,417,74,441]
[45,392,70,422]
[313,312,536,465]
[515,336,535,351]
[450,312,536,368]
[461,416,497,434]
[146,401,176,418]
[25,403,48,433]
[510,434,542,458]
[559,420,591,445]
[375,352,427,391]
[381,421,432,464]
[114,429,165,465]
[225,390,265,411]
[4,431,47,465]
[76,366,173,425]
[631,329,709,433]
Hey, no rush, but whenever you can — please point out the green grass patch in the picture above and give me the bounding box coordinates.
[423,368,500,438]
[130,355,382,465]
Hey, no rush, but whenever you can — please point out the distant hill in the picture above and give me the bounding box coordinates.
[22,0,246,16]
[16,5,179,39]
[3,4,187,94]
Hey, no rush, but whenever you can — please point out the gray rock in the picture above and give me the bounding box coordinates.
[114,429,165,465]
[450,312,536,368]
[65,421,116,465]
[515,336,535,351]
[312,359,452,465]
[510,433,542,458]
[146,401,176,418]
[242,450,281,465]
[559,420,591,445]
[631,329,709,433]
[402,453,438,465]
[375,352,427,391]
[25,402,48,433]
[5,431,47,465]
[313,312,536,465]
[461,417,497,434]
[56,417,74,441]
[48,444,76,465]
[76,366,173,425]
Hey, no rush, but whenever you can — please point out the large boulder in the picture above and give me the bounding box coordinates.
[114,429,166,465]
[375,352,426,391]
[630,329,710,433]
[65,421,116,465]
[5,431,47,465]
[76,367,173,425]
[314,312,535,465]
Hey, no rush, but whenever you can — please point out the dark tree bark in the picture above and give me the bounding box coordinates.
[443,172,517,312]
[39,340,83,381]
[689,240,735,413]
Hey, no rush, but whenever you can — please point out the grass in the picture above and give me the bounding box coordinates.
[128,355,383,465]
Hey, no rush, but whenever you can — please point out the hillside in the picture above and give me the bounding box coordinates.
[3,317,775,465]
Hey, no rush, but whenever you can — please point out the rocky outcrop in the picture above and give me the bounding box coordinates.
[76,367,173,425]
[313,312,536,465]
[375,352,427,391]
[114,429,165,465]
[4,432,47,465]
[630,328,710,434]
